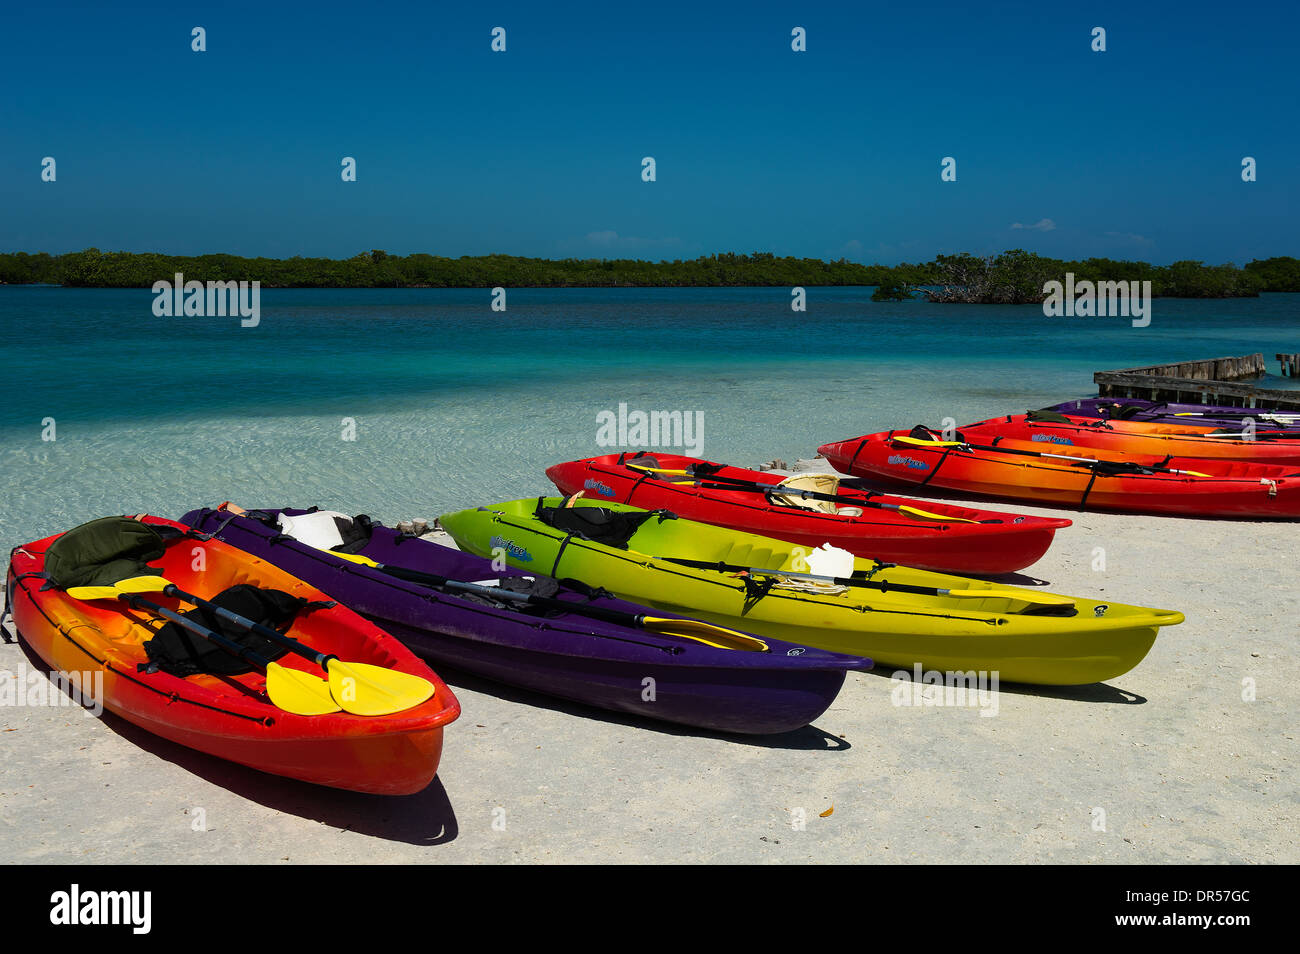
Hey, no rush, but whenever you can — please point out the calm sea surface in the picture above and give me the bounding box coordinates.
[1,286,1297,547]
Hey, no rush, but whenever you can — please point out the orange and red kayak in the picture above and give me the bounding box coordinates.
[6,516,460,795]
[818,429,1300,518]
[547,453,1071,573]
[962,413,1300,466]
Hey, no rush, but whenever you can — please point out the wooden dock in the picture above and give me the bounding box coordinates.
[1095,353,1300,411]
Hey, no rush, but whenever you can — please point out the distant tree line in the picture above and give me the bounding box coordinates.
[922,250,1286,303]
[0,248,1297,298]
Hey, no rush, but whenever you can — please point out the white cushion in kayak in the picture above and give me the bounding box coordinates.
[277,511,350,550]
[805,543,856,580]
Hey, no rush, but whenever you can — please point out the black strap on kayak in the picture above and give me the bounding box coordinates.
[203,508,247,537]
[916,446,953,489]
[1078,470,1099,511]
[152,523,213,543]
[897,426,956,489]
[623,468,656,505]
[846,438,870,473]
[549,533,574,580]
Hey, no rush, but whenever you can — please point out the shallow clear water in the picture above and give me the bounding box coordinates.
[1,286,1297,548]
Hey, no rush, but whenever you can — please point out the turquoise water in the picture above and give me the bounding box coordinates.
[1,286,1297,548]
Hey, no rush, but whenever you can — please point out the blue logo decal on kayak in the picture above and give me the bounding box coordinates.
[1031,434,1073,445]
[887,454,930,471]
[489,535,534,563]
[584,478,616,497]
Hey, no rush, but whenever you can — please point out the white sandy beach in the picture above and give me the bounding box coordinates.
[2,473,1295,865]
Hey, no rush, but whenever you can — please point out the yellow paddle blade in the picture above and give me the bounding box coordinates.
[893,435,960,447]
[329,550,382,568]
[325,660,435,716]
[112,575,174,594]
[66,577,172,601]
[640,617,769,652]
[627,464,691,475]
[265,663,343,716]
[897,505,976,523]
[946,588,1075,607]
[65,584,129,600]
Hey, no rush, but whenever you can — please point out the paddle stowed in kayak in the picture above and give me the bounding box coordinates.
[437,497,1184,686]
[817,427,1300,518]
[956,412,1300,466]
[545,453,1071,574]
[178,505,872,736]
[1047,398,1300,431]
[6,515,460,795]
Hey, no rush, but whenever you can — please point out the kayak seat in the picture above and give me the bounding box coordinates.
[771,474,842,514]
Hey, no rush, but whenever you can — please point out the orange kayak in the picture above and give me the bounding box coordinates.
[6,516,460,795]
[818,429,1300,518]
[962,413,1300,466]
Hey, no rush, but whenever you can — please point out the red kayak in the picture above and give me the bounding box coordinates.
[546,453,1072,574]
[7,516,461,795]
[819,429,1300,518]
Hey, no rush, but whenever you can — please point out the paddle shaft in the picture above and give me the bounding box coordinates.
[120,593,278,671]
[625,464,979,521]
[663,557,992,599]
[684,472,886,508]
[904,435,1205,476]
[161,584,334,670]
[366,563,660,629]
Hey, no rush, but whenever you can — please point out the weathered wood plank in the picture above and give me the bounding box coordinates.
[1094,367,1300,411]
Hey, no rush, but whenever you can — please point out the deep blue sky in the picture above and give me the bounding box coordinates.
[2,1,1295,264]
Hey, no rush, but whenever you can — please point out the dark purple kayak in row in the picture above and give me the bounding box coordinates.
[1050,397,1300,431]
[180,506,871,735]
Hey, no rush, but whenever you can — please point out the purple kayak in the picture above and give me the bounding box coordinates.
[180,506,871,735]
[1048,397,1300,432]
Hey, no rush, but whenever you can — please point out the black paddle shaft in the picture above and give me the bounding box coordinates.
[161,585,333,669]
[375,564,650,628]
[122,593,276,671]
[661,556,956,597]
[363,563,701,654]
[924,436,1178,475]
[644,466,882,509]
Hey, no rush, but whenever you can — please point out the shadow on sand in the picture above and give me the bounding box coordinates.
[435,663,854,751]
[8,629,853,849]
[856,663,1146,705]
[9,634,459,846]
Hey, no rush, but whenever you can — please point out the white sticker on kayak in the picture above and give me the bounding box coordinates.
[468,577,535,587]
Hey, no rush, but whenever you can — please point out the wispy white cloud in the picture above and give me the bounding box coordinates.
[1010,218,1057,232]
[578,230,682,251]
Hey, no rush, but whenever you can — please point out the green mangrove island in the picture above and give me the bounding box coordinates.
[1,248,1297,301]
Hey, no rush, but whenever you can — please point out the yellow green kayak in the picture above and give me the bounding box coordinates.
[438,497,1184,685]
